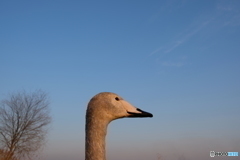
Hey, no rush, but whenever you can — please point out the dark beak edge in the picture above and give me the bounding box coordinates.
[127,108,153,118]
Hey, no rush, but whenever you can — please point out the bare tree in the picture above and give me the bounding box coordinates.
[0,149,17,160]
[0,90,51,160]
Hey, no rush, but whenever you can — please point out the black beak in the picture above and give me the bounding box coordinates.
[127,108,153,118]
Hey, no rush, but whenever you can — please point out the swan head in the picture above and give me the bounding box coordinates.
[86,92,153,122]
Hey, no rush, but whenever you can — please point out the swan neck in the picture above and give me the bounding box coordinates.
[85,118,109,160]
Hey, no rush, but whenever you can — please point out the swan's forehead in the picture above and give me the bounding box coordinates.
[109,93,122,99]
[97,92,123,100]
[95,92,119,97]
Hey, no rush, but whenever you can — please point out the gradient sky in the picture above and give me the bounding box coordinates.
[1,0,240,160]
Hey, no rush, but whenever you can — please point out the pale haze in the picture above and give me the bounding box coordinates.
[1,0,240,160]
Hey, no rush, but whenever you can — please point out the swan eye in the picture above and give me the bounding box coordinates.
[115,97,119,101]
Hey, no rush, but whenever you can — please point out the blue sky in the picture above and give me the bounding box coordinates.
[1,0,240,160]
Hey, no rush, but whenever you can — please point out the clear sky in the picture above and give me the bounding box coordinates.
[1,0,240,160]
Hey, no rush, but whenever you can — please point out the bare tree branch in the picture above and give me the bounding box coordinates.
[0,90,51,160]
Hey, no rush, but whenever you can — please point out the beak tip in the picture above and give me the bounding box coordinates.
[127,108,153,118]
[137,108,153,117]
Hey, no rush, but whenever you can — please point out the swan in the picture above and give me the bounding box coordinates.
[85,92,153,160]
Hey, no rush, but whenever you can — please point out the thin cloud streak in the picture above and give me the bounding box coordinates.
[150,19,212,56]
[150,0,240,56]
